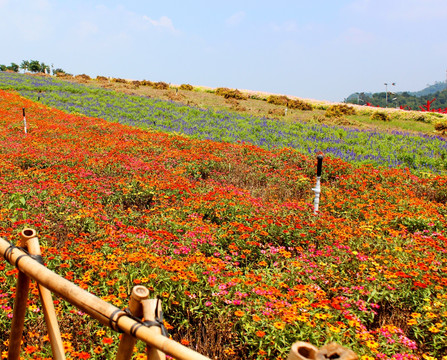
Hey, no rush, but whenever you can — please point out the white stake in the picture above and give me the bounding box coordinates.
[23,108,27,134]
[312,155,323,214]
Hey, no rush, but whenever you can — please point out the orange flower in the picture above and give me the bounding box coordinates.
[102,337,113,345]
[255,330,266,337]
[180,339,190,345]
[234,310,245,317]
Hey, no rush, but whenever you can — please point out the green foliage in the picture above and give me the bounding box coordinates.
[371,111,390,122]
[28,60,49,73]
[348,88,447,110]
[0,63,19,72]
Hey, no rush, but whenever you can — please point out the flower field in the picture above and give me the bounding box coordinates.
[1,88,447,360]
[1,72,447,174]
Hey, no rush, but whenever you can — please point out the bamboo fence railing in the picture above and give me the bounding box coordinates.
[0,229,358,360]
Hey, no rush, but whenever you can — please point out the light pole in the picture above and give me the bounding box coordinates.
[384,83,388,107]
[384,82,396,108]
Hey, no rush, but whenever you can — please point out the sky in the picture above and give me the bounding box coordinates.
[0,0,446,102]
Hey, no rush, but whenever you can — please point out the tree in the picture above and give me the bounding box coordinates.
[7,63,19,72]
[52,68,66,75]
[39,62,50,74]
[20,60,30,72]
[29,60,41,72]
[0,64,6,71]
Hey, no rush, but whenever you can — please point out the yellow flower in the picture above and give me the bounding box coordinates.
[428,326,440,333]
[273,322,285,330]
[328,325,340,333]
[365,340,379,349]
[422,354,437,360]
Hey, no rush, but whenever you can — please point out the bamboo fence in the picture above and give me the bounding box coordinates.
[0,229,357,360]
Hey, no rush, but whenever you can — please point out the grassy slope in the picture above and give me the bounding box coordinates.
[57,74,445,135]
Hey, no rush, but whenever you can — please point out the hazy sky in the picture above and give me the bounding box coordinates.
[1,0,446,101]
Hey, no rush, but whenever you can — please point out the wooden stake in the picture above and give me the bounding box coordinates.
[142,299,166,360]
[0,236,210,360]
[116,286,150,360]
[19,229,66,360]
[7,231,31,360]
[7,271,30,360]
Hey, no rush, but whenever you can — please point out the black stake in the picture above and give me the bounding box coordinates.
[317,154,323,177]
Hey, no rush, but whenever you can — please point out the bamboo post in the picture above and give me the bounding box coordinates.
[116,286,150,360]
[7,232,31,360]
[19,229,66,360]
[0,237,210,360]
[142,299,166,360]
[315,342,358,360]
[287,342,358,360]
[287,342,318,360]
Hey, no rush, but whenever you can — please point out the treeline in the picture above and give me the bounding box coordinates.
[348,88,447,111]
[0,60,65,75]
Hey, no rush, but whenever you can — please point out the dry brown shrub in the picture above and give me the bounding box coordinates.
[325,104,356,118]
[166,91,185,101]
[96,76,108,82]
[287,98,313,110]
[434,121,447,134]
[370,111,390,122]
[153,81,169,90]
[267,95,289,106]
[75,74,91,81]
[141,80,154,87]
[55,73,72,79]
[267,95,312,110]
[179,84,194,91]
[112,78,127,83]
[268,108,285,116]
[216,88,247,100]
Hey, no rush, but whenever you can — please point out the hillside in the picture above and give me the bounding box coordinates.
[1,72,447,174]
[347,81,447,110]
[0,76,447,359]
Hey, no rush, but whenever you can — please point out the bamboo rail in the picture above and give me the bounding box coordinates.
[0,230,358,360]
[0,235,210,360]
